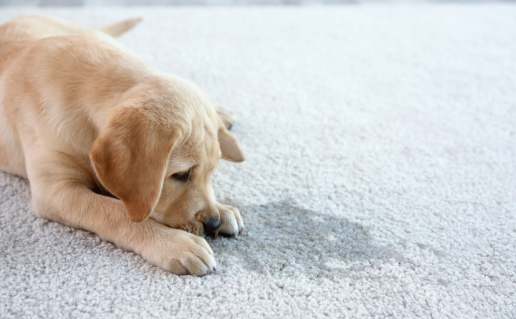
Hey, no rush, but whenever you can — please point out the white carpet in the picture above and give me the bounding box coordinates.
[1,5,516,318]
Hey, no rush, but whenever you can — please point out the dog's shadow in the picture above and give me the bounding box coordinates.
[208,199,403,281]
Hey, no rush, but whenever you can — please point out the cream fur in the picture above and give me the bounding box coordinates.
[0,14,245,276]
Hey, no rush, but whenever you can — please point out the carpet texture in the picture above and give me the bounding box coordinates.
[1,5,516,318]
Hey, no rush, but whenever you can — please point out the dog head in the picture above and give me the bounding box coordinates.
[90,75,243,235]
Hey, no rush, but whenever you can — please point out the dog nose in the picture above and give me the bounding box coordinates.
[202,215,221,233]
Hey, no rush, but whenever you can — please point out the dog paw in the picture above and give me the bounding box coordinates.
[217,203,244,237]
[139,224,216,276]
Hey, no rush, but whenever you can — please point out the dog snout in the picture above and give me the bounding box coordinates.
[202,215,221,233]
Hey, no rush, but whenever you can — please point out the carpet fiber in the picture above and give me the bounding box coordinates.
[1,5,515,318]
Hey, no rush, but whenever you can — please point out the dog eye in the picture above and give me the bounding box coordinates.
[171,170,191,182]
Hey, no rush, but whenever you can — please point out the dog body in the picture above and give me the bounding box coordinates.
[0,15,244,275]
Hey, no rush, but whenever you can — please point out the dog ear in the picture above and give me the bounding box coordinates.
[90,108,178,222]
[218,126,245,162]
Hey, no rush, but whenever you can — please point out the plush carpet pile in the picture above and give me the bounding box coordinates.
[1,5,515,318]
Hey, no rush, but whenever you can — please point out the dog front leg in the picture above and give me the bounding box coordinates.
[26,160,216,275]
[216,203,244,237]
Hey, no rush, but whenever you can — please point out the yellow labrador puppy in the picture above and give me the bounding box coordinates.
[0,15,245,276]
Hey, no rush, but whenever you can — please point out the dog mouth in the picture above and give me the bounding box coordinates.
[202,229,219,238]
[180,220,221,237]
[184,228,219,238]
[180,222,203,236]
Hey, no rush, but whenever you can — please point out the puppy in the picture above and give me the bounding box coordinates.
[0,15,245,276]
